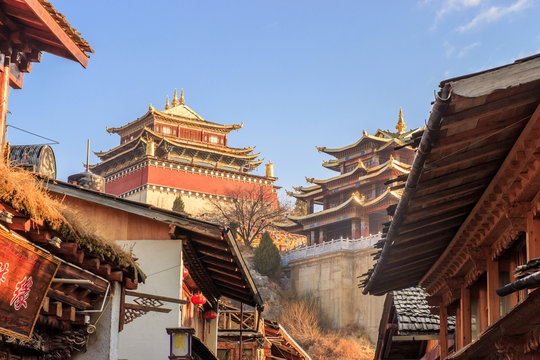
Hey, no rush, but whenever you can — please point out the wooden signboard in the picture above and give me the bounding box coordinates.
[0,227,60,341]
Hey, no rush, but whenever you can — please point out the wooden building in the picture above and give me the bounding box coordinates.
[364,54,540,359]
[90,90,279,215]
[0,163,143,359]
[280,111,420,244]
[45,175,263,360]
[217,305,311,360]
[0,0,93,158]
[375,287,455,360]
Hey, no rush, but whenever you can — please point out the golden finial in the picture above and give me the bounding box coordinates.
[172,89,179,107]
[363,129,368,137]
[180,89,185,105]
[165,96,170,110]
[285,190,294,196]
[305,177,315,184]
[396,107,406,133]
[315,146,325,152]
[358,158,367,170]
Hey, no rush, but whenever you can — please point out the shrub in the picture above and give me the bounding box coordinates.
[172,195,185,213]
[254,232,281,277]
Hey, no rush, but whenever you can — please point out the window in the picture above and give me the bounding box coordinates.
[209,135,220,144]
[162,126,171,135]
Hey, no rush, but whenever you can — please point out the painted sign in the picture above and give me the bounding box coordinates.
[171,332,191,357]
[0,227,60,341]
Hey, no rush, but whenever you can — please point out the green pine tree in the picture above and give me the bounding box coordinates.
[172,195,185,213]
[254,232,281,277]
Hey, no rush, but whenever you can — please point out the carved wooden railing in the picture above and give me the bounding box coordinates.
[218,309,262,332]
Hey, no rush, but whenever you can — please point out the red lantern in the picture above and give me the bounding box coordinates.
[182,268,189,278]
[203,310,217,320]
[190,293,207,305]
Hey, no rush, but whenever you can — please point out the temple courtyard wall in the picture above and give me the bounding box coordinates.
[283,235,384,343]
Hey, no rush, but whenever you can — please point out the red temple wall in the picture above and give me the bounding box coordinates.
[105,165,277,205]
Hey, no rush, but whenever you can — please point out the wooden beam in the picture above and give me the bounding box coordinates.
[23,0,88,67]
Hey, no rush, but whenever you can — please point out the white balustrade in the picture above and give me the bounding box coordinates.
[281,233,382,266]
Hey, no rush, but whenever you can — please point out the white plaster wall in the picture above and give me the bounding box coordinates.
[117,240,182,360]
[289,247,384,343]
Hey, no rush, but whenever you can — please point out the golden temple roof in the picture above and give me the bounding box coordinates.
[107,91,243,135]
[287,158,410,199]
[287,188,401,222]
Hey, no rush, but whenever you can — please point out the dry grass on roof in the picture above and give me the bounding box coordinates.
[0,162,137,272]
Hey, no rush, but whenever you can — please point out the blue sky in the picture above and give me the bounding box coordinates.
[6,0,540,200]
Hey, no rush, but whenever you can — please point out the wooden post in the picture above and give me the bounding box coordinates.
[486,257,499,325]
[0,55,10,160]
[460,286,471,347]
[239,302,243,360]
[478,283,488,334]
[440,305,448,360]
[456,305,462,350]
[526,212,540,261]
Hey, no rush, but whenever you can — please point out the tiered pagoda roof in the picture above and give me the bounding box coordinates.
[316,109,422,171]
[92,90,263,175]
[288,188,402,222]
[286,157,411,200]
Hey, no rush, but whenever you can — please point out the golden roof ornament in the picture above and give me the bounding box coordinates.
[172,89,179,107]
[149,104,155,111]
[165,95,170,110]
[180,89,185,105]
[285,190,293,196]
[396,107,406,133]
[358,158,367,170]
[389,154,395,167]
[315,146,325,152]
[305,176,315,184]
[352,191,366,205]
[293,186,302,192]
[363,129,368,137]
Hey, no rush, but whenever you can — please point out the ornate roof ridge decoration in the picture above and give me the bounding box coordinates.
[288,187,401,222]
[287,188,323,199]
[97,127,258,160]
[296,158,410,188]
[106,98,243,135]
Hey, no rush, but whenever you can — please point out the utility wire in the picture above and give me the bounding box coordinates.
[6,124,60,145]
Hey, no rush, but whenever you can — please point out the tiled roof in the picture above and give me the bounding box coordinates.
[393,287,455,335]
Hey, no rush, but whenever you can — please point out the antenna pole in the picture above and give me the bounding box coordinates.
[86,139,90,172]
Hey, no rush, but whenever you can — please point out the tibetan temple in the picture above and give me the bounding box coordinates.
[91,90,279,214]
[281,110,421,245]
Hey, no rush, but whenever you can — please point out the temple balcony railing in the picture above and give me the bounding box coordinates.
[281,233,382,266]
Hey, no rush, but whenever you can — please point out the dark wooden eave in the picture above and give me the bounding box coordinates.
[0,0,92,74]
[364,54,540,296]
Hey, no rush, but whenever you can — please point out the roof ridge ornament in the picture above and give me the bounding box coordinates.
[172,89,179,107]
[389,154,395,167]
[315,146,325,152]
[149,104,155,111]
[358,158,367,170]
[363,129,368,137]
[396,108,406,133]
[165,95,170,110]
[352,191,366,205]
[305,177,315,184]
[180,89,185,105]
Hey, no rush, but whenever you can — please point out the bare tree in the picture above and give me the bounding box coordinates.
[208,185,288,246]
